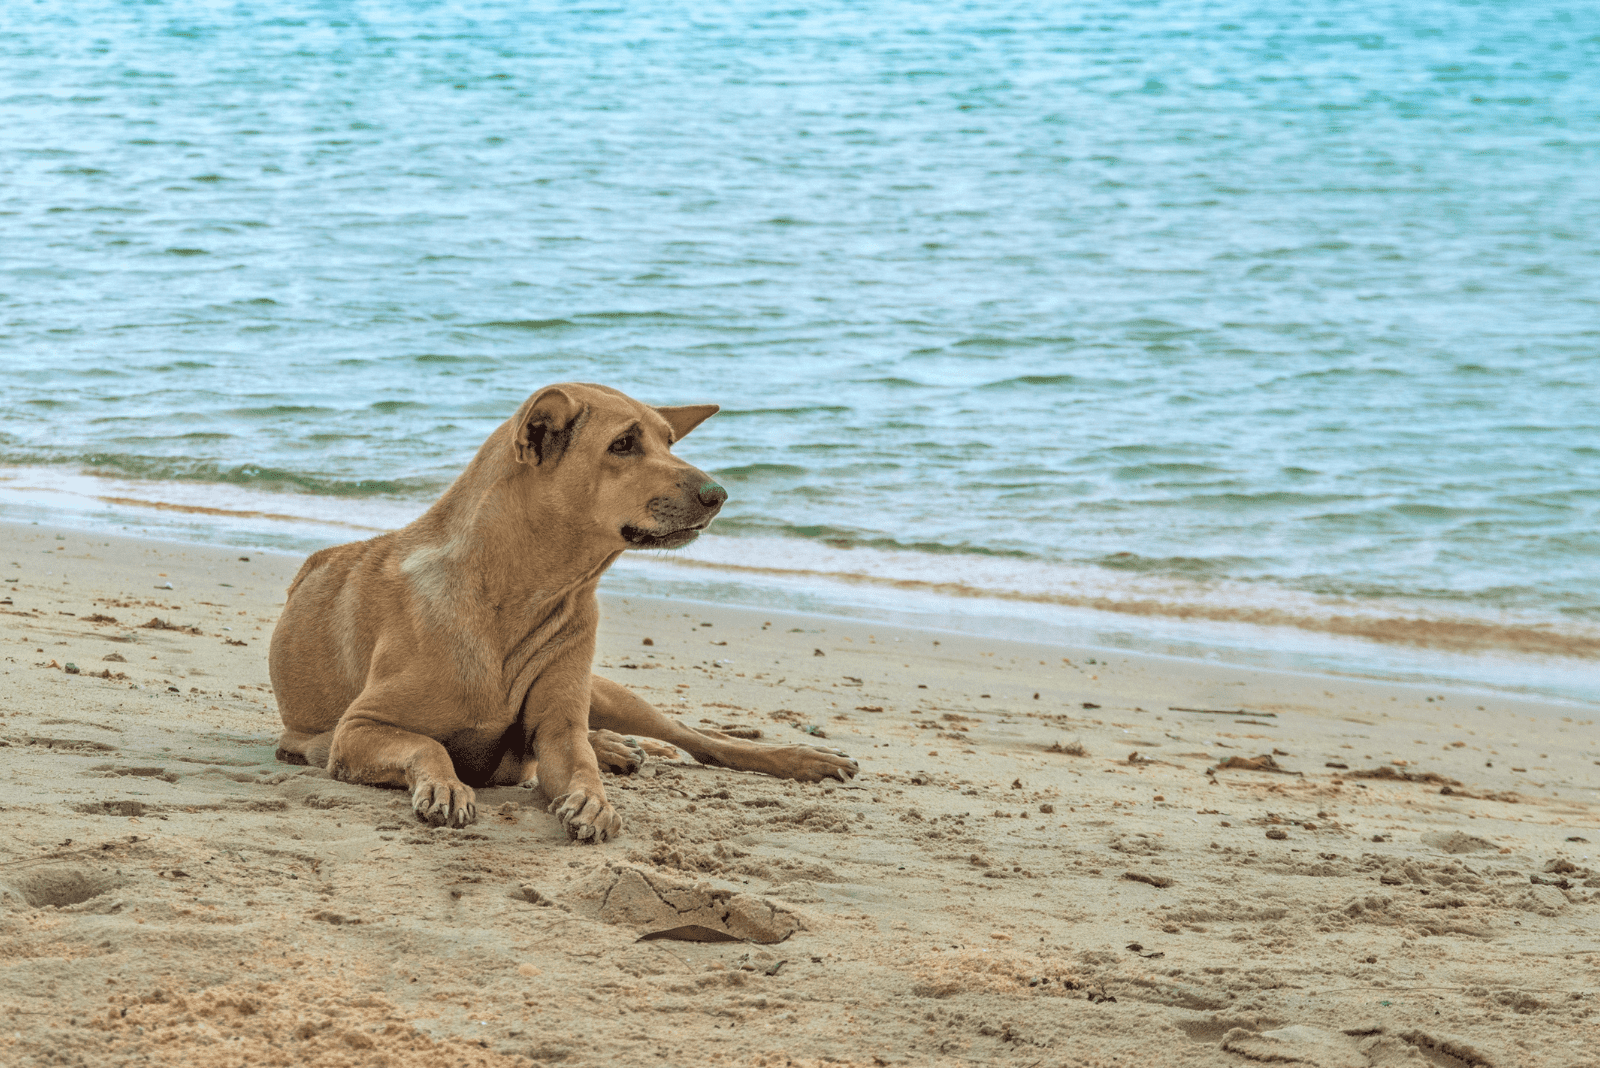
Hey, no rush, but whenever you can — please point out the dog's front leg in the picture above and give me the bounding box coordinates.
[524,647,621,843]
[328,708,477,828]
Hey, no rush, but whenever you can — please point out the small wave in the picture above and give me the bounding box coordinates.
[1390,503,1470,519]
[977,373,1079,390]
[1095,552,1237,578]
[713,463,808,480]
[1100,443,1179,457]
[53,453,437,498]
[708,518,1036,559]
[1113,462,1229,480]
[1501,489,1600,508]
[1179,491,1360,510]
[475,318,575,330]
[1289,366,1407,382]
[369,400,427,413]
[575,311,696,322]
[953,337,1073,352]
[225,404,335,418]
[718,406,852,418]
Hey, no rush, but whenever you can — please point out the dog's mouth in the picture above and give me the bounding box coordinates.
[620,523,703,550]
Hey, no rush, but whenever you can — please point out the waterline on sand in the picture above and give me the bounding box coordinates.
[3,469,1591,708]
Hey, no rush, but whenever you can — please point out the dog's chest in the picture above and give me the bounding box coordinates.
[411,571,593,718]
[456,614,584,714]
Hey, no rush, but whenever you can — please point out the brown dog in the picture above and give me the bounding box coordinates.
[269,383,858,841]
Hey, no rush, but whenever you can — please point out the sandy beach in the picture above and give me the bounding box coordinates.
[1,520,1596,1068]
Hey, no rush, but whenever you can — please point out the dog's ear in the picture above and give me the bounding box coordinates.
[512,387,585,465]
[654,404,719,442]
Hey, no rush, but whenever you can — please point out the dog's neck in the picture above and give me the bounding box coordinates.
[403,461,621,619]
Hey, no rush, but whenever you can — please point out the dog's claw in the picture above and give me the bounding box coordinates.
[829,754,861,781]
[548,788,621,843]
[412,775,476,828]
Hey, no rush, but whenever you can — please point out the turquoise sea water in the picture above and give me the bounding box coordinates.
[2,2,1597,694]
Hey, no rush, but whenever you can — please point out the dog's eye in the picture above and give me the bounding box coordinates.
[609,435,636,455]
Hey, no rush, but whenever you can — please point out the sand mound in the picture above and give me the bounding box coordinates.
[1420,830,1497,854]
[559,863,800,943]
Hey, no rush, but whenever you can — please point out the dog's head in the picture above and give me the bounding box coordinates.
[507,383,726,551]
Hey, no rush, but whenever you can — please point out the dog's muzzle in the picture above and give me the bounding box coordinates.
[621,481,727,550]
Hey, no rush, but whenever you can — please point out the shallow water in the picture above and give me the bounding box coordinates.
[2,1,1597,691]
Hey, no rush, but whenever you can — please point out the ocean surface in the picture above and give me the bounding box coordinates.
[2,1,1597,701]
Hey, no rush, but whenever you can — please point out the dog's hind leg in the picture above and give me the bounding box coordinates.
[587,674,858,783]
[276,729,333,768]
[588,730,648,773]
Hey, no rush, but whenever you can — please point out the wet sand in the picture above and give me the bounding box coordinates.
[1,522,1596,1067]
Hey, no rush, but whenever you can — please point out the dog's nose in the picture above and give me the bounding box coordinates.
[697,481,728,508]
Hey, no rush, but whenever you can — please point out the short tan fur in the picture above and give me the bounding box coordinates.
[269,382,857,841]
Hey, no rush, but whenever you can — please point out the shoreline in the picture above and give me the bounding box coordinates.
[1,519,1596,1067]
[2,474,1595,709]
[0,517,1590,724]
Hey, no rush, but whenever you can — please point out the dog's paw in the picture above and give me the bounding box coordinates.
[588,729,647,775]
[548,788,621,843]
[777,745,860,784]
[411,774,477,828]
[635,738,680,760]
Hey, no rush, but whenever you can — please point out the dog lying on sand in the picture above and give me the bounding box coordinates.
[269,383,858,841]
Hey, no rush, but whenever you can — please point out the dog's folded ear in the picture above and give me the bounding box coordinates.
[512,387,586,465]
[654,404,719,442]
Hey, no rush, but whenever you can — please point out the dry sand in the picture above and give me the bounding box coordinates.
[1,521,1596,1068]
